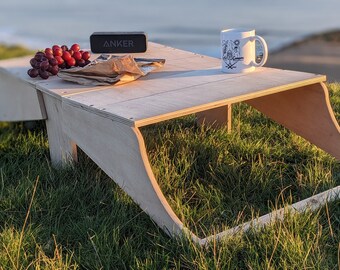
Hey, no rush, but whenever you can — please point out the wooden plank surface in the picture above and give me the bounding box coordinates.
[63,67,326,127]
[0,43,326,127]
[36,43,220,99]
[0,43,220,100]
[0,56,105,100]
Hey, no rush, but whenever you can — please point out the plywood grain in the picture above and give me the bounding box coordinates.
[62,102,193,239]
[43,93,77,166]
[63,68,325,127]
[246,82,340,159]
[0,43,220,100]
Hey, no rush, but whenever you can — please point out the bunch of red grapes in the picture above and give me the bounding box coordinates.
[27,44,91,79]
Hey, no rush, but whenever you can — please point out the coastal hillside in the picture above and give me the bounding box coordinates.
[268,30,340,82]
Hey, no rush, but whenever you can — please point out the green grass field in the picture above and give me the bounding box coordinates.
[0,45,339,269]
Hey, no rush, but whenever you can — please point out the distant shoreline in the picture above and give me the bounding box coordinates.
[267,29,340,82]
[271,29,340,53]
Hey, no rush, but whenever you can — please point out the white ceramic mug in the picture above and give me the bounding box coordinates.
[220,29,268,73]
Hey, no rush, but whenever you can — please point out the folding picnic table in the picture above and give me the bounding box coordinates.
[1,42,339,244]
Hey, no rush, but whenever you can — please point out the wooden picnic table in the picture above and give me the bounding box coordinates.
[0,42,339,244]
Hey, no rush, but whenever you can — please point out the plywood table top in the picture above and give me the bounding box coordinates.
[0,42,326,127]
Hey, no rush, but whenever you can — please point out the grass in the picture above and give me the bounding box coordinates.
[0,44,34,60]
[0,45,340,269]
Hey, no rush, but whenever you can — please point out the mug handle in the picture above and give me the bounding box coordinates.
[251,35,268,67]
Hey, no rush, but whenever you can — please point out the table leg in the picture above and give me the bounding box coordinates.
[59,91,340,245]
[196,104,232,131]
[62,84,340,245]
[42,94,78,166]
[246,82,340,160]
[61,103,200,241]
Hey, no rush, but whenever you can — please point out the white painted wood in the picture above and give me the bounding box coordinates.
[42,93,77,166]
[61,102,198,239]
[199,185,340,245]
[0,68,46,121]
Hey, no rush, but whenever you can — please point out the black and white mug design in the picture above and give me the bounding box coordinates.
[221,29,268,73]
[222,39,244,70]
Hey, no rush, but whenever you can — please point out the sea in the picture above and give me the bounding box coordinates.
[1,0,340,58]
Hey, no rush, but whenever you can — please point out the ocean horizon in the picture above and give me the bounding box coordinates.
[1,0,339,57]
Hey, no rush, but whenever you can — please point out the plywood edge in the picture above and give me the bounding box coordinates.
[199,185,340,245]
[133,75,327,127]
[35,84,64,101]
[61,96,135,126]
[60,75,326,128]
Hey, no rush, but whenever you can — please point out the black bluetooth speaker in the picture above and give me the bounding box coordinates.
[90,32,147,53]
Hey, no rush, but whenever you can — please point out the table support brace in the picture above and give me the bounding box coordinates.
[61,103,201,241]
[246,82,340,159]
[58,82,340,245]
